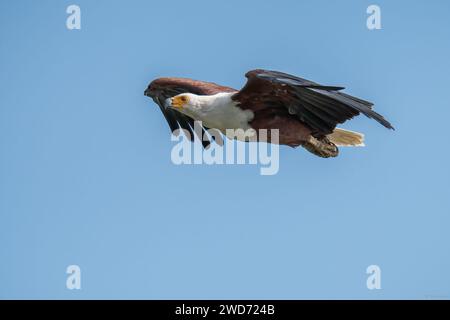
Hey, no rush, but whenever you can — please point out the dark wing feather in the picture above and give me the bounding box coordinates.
[232,69,394,136]
[145,77,236,148]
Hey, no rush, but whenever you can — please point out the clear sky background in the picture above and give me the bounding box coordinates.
[1,0,449,299]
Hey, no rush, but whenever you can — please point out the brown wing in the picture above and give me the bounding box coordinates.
[232,69,394,137]
[145,77,237,148]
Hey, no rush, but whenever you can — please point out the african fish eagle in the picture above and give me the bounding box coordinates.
[144,69,394,157]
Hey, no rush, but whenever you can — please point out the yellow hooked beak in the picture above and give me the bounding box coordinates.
[169,95,189,109]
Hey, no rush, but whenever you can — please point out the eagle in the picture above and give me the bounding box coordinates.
[144,69,394,158]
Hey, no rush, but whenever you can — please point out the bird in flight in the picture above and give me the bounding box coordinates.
[144,69,394,158]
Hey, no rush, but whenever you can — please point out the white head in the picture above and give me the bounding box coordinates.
[165,93,205,112]
[165,93,224,120]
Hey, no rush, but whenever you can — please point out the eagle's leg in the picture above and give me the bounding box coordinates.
[302,136,339,158]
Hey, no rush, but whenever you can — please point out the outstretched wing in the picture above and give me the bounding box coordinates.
[232,69,394,136]
[145,77,236,148]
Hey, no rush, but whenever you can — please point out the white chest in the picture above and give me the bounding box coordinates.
[190,93,254,132]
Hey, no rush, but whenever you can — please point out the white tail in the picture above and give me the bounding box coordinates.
[327,128,365,147]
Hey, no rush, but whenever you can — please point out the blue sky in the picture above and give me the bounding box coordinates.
[1,0,449,299]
